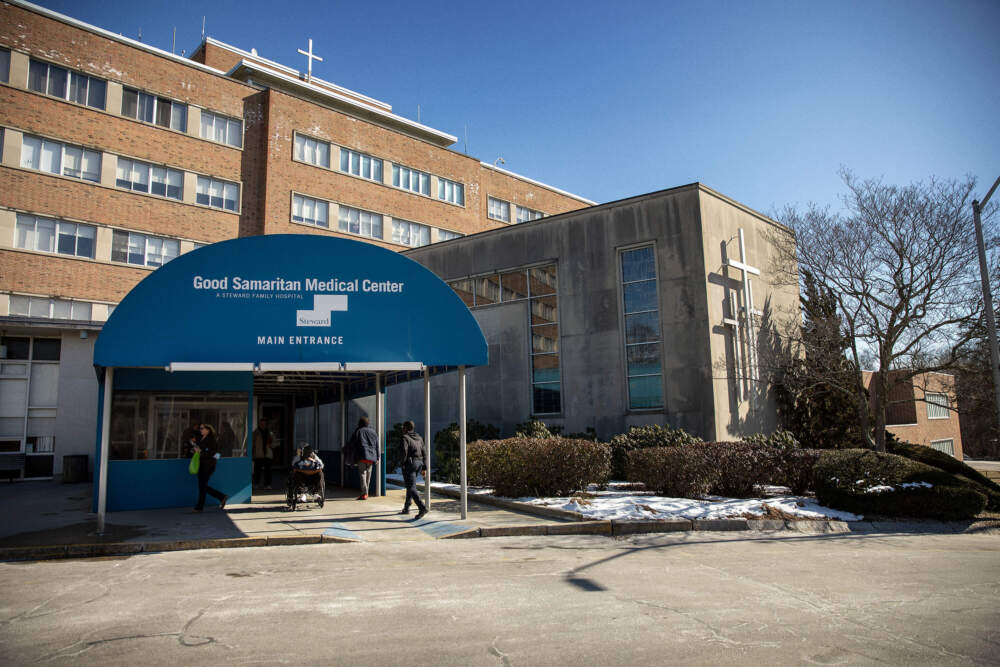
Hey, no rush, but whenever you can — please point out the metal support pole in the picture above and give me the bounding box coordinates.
[375,372,383,497]
[97,367,113,535]
[974,174,1000,435]
[312,389,318,450]
[339,381,345,487]
[423,367,431,509]
[459,365,467,520]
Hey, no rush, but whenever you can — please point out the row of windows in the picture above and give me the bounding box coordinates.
[14,53,243,148]
[8,294,96,321]
[17,133,240,212]
[14,212,182,269]
[291,193,459,247]
[488,196,545,224]
[293,133,465,205]
[449,265,561,414]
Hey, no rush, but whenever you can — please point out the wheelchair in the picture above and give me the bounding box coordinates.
[285,467,326,510]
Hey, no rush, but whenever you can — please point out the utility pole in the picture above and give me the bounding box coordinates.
[973,174,1000,437]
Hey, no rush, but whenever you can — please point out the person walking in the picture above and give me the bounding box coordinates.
[399,420,427,520]
[252,418,275,489]
[192,423,227,512]
[346,416,379,500]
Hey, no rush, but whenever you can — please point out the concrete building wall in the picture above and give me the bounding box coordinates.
[403,185,753,441]
[697,190,800,440]
[53,331,99,473]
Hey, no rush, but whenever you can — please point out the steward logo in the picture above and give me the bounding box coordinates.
[296,295,348,327]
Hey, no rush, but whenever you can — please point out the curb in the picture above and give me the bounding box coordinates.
[0,533,361,562]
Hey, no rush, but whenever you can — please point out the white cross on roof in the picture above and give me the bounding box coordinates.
[297,38,323,83]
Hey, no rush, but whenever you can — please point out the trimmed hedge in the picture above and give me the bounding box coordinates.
[433,420,500,483]
[608,425,702,480]
[887,441,1000,510]
[813,449,987,520]
[626,446,715,498]
[467,437,610,498]
[782,449,823,495]
[706,441,776,497]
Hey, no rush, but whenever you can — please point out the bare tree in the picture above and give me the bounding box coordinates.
[773,168,993,451]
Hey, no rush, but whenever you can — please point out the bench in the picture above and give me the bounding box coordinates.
[0,453,26,482]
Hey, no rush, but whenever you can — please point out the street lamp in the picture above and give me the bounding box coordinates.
[973,174,1000,443]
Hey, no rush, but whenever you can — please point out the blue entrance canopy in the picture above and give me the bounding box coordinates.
[94,234,487,369]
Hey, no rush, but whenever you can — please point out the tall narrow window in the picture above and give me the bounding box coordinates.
[438,177,464,205]
[621,245,663,409]
[0,47,9,84]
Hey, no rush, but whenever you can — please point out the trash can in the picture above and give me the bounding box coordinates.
[62,454,89,483]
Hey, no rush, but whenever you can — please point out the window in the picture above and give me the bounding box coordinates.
[621,246,663,409]
[27,58,106,110]
[1,48,10,84]
[293,134,330,168]
[437,229,462,242]
[449,264,560,414]
[196,176,240,212]
[121,87,187,131]
[392,219,430,247]
[15,214,96,259]
[926,392,950,419]
[111,230,180,268]
[338,205,382,240]
[392,164,430,195]
[20,135,100,182]
[110,392,248,460]
[340,148,382,182]
[116,158,183,200]
[438,177,465,205]
[488,197,511,222]
[200,110,243,148]
[930,439,955,456]
[291,194,329,228]
[9,295,92,321]
[516,205,544,223]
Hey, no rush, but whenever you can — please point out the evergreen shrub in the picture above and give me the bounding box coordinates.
[781,449,823,495]
[433,420,499,483]
[813,449,987,520]
[609,424,702,480]
[625,446,716,498]
[706,441,778,497]
[887,440,1000,510]
[467,437,610,497]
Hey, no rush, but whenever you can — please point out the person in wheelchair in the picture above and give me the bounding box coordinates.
[286,444,325,509]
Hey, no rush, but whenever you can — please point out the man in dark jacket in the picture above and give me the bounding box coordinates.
[347,416,379,500]
[399,420,427,519]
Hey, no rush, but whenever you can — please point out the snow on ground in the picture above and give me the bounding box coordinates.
[387,476,861,521]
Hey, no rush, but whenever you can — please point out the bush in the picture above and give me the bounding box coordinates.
[468,437,610,497]
[609,424,702,480]
[433,420,499,483]
[742,430,801,454]
[704,442,779,497]
[514,418,554,438]
[626,446,716,498]
[781,449,823,495]
[813,449,987,520]
[887,440,1000,510]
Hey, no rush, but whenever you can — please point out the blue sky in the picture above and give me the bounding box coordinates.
[28,0,1000,214]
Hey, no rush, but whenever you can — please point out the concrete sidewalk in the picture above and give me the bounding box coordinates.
[1,479,997,562]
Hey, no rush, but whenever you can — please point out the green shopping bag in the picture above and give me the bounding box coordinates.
[188,450,200,475]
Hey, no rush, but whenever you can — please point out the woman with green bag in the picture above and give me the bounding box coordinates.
[191,424,228,512]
